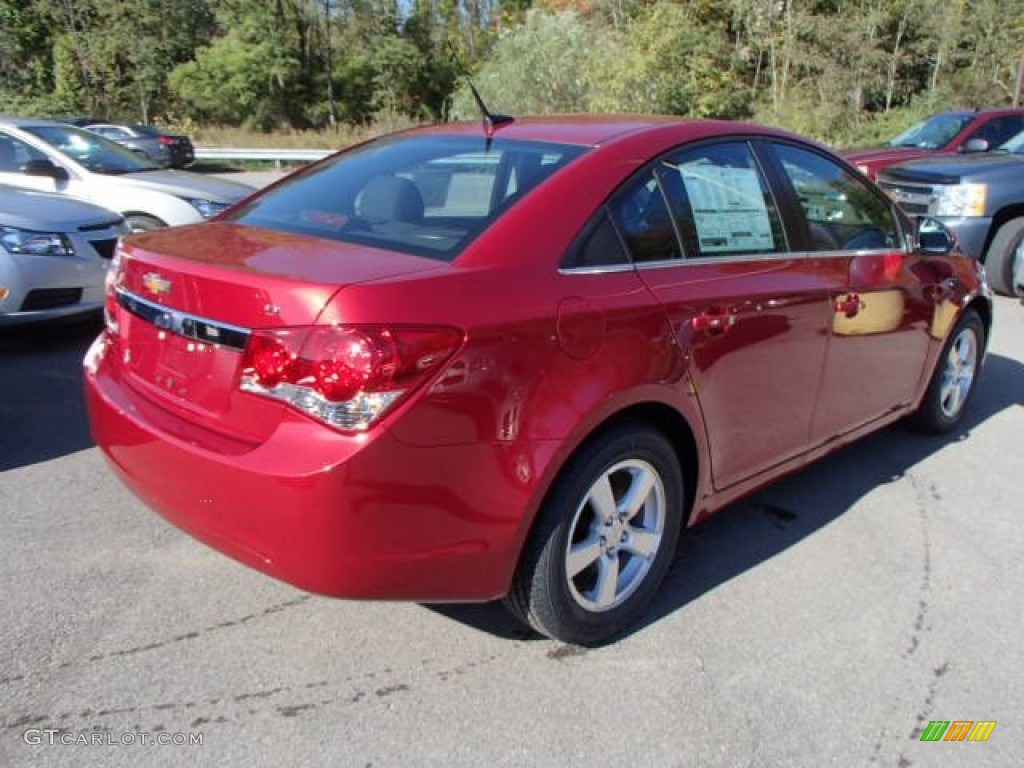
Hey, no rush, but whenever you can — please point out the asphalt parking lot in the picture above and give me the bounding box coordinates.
[1,285,1022,767]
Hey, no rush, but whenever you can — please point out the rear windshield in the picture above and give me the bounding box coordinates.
[223,135,588,261]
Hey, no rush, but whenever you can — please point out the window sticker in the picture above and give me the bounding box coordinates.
[677,162,775,254]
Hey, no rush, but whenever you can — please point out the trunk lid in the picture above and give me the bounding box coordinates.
[111,221,443,445]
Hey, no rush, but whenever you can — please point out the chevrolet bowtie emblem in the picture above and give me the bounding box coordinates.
[143,272,172,296]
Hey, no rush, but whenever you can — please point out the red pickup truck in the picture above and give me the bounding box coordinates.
[845,108,1024,180]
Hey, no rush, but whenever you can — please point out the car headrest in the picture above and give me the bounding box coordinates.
[357,176,424,223]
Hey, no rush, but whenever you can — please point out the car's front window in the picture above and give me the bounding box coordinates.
[772,142,901,252]
[888,114,973,150]
[22,124,159,174]
[224,135,588,261]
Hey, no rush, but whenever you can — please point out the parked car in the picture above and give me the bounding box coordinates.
[845,108,1024,180]
[85,123,195,169]
[1,185,124,325]
[877,129,1024,295]
[85,116,991,645]
[0,118,253,232]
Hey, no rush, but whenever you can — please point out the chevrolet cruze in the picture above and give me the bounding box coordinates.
[1,184,124,325]
[84,117,991,644]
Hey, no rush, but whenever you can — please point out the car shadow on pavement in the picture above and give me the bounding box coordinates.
[428,351,1024,644]
[0,317,102,471]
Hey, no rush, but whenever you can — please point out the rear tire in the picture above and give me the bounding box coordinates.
[984,218,1024,296]
[505,424,683,645]
[908,309,984,433]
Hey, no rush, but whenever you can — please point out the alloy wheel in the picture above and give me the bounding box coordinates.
[939,326,978,419]
[563,459,666,613]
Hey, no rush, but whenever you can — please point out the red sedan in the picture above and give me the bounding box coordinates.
[84,116,991,645]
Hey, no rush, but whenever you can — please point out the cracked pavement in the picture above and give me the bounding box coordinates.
[1,295,1022,767]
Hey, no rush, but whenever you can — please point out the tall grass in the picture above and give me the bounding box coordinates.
[178,105,929,154]
[187,112,425,149]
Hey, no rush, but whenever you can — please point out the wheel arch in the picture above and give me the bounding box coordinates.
[586,403,700,528]
[982,205,1024,259]
[967,295,993,344]
[507,398,704,595]
[124,211,168,226]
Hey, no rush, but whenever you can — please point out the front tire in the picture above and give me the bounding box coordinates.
[909,309,984,433]
[505,425,684,645]
[984,218,1024,296]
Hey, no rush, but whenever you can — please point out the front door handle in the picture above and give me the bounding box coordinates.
[834,293,862,318]
[927,277,960,302]
[692,308,738,334]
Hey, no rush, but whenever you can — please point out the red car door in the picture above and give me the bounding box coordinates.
[612,140,832,491]
[759,141,935,439]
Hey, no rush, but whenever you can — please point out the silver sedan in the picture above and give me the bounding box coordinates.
[0,185,125,325]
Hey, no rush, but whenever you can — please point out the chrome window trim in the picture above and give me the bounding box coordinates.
[656,247,900,266]
[558,263,638,276]
[559,245,903,275]
[115,287,251,351]
[637,252,795,268]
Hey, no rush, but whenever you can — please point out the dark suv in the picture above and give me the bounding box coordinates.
[846,108,1024,180]
[877,130,1024,295]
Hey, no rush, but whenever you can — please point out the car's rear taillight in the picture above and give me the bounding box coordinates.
[104,247,123,334]
[158,136,175,145]
[239,325,463,432]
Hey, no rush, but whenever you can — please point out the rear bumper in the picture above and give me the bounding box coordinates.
[84,332,540,601]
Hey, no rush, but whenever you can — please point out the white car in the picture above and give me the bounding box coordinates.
[0,117,254,232]
[0,185,125,325]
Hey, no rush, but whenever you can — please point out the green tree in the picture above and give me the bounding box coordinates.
[169,1,305,129]
[0,0,52,100]
[451,10,608,116]
[593,2,751,119]
[36,0,215,121]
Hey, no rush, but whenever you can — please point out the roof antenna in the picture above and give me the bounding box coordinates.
[468,80,515,143]
[447,41,513,149]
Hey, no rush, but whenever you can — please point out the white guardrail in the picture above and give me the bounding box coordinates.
[194,147,333,164]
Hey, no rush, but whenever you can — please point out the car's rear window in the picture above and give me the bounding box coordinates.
[223,135,588,261]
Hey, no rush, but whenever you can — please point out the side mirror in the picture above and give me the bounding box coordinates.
[22,158,70,181]
[916,217,955,255]
[962,138,989,153]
